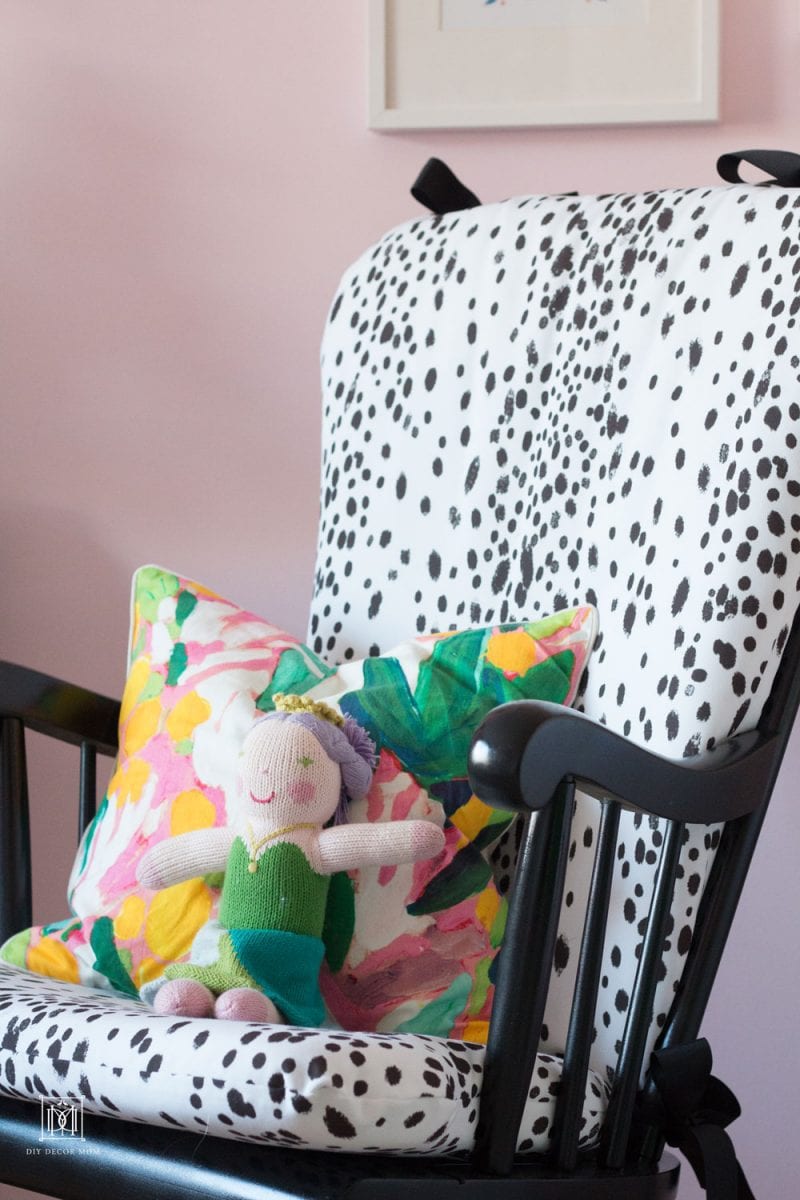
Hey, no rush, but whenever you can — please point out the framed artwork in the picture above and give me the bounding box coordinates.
[368,0,719,130]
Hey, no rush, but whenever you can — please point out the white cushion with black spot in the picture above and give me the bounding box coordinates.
[309,184,800,1083]
[0,965,606,1155]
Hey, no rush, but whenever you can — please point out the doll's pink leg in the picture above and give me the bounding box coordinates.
[214,987,283,1023]
[154,978,215,1018]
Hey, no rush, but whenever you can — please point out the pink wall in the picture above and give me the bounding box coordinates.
[1,3,798,1197]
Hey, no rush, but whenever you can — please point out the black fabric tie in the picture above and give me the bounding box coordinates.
[411,158,481,215]
[648,1039,756,1200]
[717,148,800,187]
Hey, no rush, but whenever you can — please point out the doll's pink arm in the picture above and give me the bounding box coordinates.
[136,827,235,890]
[313,820,445,874]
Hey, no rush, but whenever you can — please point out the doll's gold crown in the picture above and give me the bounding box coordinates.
[273,693,344,728]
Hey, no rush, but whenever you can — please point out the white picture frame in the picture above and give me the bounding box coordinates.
[368,0,719,130]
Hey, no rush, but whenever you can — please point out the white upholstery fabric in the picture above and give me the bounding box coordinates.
[0,965,606,1155]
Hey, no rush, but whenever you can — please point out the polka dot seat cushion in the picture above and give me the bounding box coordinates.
[310,182,800,1085]
[0,965,607,1155]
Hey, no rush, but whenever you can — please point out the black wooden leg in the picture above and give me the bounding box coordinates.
[0,717,33,944]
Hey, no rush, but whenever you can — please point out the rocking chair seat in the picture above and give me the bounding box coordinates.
[0,964,608,1156]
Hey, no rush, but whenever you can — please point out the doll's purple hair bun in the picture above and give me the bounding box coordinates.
[255,694,376,809]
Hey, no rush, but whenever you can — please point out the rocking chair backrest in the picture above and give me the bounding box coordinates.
[309,180,800,1082]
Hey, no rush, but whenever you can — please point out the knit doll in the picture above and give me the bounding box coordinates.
[136,694,445,1024]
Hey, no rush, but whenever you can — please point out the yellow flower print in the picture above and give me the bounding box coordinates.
[135,956,169,987]
[119,656,152,725]
[123,698,162,758]
[462,1019,489,1044]
[28,938,80,985]
[145,879,212,962]
[449,794,493,842]
[108,757,151,806]
[165,691,211,743]
[475,886,501,932]
[170,789,216,835]
[485,628,539,677]
[113,894,145,940]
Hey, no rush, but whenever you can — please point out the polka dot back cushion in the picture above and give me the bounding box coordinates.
[309,184,800,1079]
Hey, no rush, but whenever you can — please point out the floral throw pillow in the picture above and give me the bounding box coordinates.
[0,565,597,1043]
[140,607,598,1042]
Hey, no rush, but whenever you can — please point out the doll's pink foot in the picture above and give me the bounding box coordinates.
[214,987,282,1023]
[154,978,215,1018]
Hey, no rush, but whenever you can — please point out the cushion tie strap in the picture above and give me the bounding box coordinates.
[717,148,800,186]
[648,1039,756,1200]
[411,158,481,214]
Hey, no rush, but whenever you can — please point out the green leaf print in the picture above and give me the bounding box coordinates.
[394,973,473,1038]
[0,928,32,968]
[166,642,188,686]
[89,917,138,997]
[175,589,198,625]
[71,795,108,887]
[255,647,334,712]
[322,871,356,973]
[339,627,575,790]
[406,845,492,916]
[135,567,181,624]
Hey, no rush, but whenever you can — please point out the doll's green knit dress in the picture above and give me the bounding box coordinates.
[164,834,330,1026]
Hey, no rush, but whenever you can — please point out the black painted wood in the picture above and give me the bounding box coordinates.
[79,741,98,841]
[473,781,575,1175]
[468,700,779,825]
[552,799,621,1171]
[0,662,118,944]
[601,820,684,1169]
[0,717,32,944]
[0,660,120,754]
[0,1096,681,1200]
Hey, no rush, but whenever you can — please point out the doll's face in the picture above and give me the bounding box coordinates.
[240,719,341,826]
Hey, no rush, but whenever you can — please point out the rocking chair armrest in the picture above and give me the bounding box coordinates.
[468,700,783,1175]
[0,660,120,755]
[468,700,779,826]
[0,662,119,942]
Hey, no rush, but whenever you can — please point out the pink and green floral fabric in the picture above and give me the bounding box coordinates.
[1,566,331,996]
[0,565,596,1043]
[310,612,598,1040]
